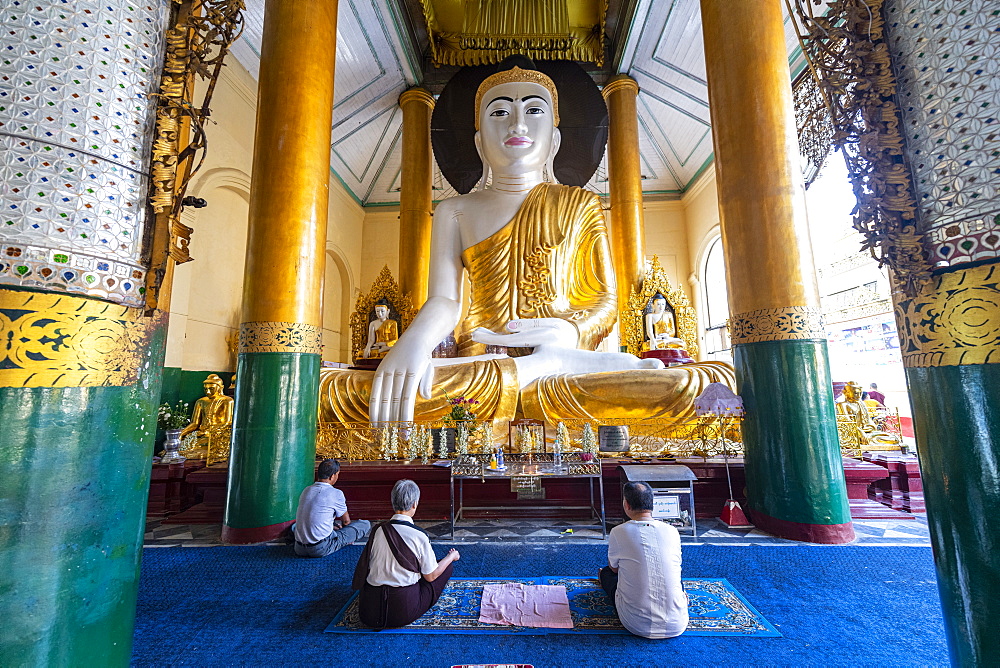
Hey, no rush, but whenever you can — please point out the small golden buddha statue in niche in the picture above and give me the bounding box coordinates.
[836,381,901,446]
[643,293,686,351]
[363,299,399,359]
[179,374,234,459]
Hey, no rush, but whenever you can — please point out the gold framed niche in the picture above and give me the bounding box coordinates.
[349,266,416,365]
[621,256,700,359]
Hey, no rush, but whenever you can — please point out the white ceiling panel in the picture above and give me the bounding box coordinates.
[232,0,817,206]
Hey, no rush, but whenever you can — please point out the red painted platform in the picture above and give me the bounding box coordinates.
[159,464,229,524]
[151,456,919,526]
[153,458,750,525]
[864,452,925,513]
[842,456,915,520]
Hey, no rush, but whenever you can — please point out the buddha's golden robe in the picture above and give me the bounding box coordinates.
[375,318,399,346]
[319,183,735,424]
[459,183,617,356]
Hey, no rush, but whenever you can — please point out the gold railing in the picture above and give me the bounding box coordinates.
[316,416,744,463]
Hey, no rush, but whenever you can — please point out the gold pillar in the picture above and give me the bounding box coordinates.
[602,75,647,316]
[398,87,435,307]
[241,0,337,329]
[699,0,852,544]
[224,0,337,544]
[700,2,819,315]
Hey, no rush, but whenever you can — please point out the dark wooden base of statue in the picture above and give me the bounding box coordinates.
[146,456,924,526]
[640,348,695,365]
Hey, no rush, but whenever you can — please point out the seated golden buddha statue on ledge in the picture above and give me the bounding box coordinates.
[836,381,901,446]
[319,63,734,425]
[179,374,234,459]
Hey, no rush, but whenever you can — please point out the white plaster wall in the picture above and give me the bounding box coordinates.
[164,59,363,370]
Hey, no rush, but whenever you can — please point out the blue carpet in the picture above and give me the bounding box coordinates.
[132,544,947,666]
[325,577,780,636]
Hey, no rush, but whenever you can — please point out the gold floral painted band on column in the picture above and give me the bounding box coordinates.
[0,288,164,388]
[895,263,1000,368]
[238,321,323,355]
[729,306,827,345]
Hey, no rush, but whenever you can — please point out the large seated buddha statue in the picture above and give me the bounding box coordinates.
[319,62,734,425]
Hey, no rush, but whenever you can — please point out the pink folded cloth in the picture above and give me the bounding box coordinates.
[478,583,574,628]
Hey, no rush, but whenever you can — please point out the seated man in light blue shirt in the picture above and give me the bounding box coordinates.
[293,459,370,558]
[599,481,688,638]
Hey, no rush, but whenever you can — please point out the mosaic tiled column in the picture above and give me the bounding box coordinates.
[0,1,170,664]
[602,75,647,317]
[700,0,854,543]
[223,0,338,544]
[398,87,434,308]
[883,2,1000,662]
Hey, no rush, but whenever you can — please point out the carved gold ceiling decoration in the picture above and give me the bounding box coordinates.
[419,0,606,67]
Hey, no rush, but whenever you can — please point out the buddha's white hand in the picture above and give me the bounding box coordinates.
[471,318,578,349]
[369,339,434,425]
[472,318,663,388]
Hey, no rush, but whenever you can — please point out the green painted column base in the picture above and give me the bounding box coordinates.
[0,314,167,665]
[223,352,319,544]
[735,339,854,544]
[908,362,1000,665]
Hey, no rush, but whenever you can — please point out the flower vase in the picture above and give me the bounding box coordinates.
[160,428,187,464]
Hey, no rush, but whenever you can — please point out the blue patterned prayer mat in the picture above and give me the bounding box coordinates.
[324,577,781,637]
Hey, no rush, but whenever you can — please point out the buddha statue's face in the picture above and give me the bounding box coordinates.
[204,380,223,397]
[843,383,861,401]
[476,81,558,173]
[374,305,389,320]
[651,298,667,314]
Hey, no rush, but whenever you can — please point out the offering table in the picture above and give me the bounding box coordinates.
[450,452,606,540]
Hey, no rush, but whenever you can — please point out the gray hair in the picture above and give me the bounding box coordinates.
[391,479,420,512]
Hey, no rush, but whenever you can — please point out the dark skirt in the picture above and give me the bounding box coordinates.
[358,562,454,629]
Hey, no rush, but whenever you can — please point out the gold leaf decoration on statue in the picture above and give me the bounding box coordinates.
[145,0,245,312]
[785,0,931,296]
[621,256,699,359]
[894,263,1000,368]
[419,0,606,67]
[350,266,416,364]
[0,289,164,388]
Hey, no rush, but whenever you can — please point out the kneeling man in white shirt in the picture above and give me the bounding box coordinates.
[599,481,688,639]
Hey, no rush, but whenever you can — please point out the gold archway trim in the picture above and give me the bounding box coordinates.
[621,256,699,359]
[350,266,416,364]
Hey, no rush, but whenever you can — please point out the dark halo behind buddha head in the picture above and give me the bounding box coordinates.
[431,56,608,194]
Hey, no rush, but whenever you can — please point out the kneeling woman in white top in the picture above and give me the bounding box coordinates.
[352,479,460,629]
